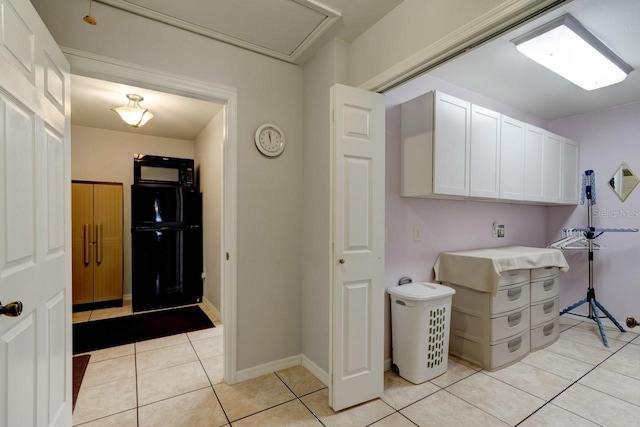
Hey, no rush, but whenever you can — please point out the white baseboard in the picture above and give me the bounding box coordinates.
[384,358,392,372]
[123,293,132,302]
[201,297,221,320]
[235,354,302,383]
[562,313,631,332]
[301,355,330,387]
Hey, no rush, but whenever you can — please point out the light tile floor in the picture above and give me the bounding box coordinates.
[72,311,639,427]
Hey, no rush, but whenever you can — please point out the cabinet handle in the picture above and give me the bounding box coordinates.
[507,312,522,325]
[543,279,555,290]
[543,323,555,336]
[507,287,522,299]
[96,224,102,264]
[543,301,555,313]
[507,336,522,352]
[83,224,90,265]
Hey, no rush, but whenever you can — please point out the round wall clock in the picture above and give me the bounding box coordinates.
[255,123,285,157]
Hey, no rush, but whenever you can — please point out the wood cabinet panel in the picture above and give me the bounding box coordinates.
[71,182,123,306]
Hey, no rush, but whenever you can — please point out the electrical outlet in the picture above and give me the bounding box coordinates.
[413,225,422,242]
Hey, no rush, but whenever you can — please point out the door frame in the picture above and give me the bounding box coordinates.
[63,48,239,384]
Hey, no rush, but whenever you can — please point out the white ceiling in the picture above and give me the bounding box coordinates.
[421,0,640,122]
[72,0,403,140]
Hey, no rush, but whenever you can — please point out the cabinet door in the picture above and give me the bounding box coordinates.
[434,92,471,196]
[524,125,545,202]
[93,184,123,301]
[562,139,580,204]
[543,132,563,203]
[499,116,525,200]
[470,105,500,198]
[72,183,94,304]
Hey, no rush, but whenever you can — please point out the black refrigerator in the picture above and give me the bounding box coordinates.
[131,184,203,312]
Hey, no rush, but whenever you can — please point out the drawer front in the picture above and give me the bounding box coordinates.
[531,319,559,350]
[490,330,531,370]
[498,269,530,287]
[449,330,530,371]
[490,307,530,342]
[531,276,560,303]
[531,266,559,280]
[492,283,530,314]
[531,297,559,326]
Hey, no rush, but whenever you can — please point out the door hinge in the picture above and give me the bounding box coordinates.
[226,252,230,261]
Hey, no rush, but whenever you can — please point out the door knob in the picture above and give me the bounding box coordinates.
[0,301,23,317]
[339,259,345,264]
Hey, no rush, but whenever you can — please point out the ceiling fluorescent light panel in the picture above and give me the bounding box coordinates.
[512,14,633,91]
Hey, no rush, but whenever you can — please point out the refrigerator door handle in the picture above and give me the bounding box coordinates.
[96,224,102,264]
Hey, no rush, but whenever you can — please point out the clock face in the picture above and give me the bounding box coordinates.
[255,124,285,157]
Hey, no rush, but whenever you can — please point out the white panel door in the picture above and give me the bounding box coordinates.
[499,115,525,200]
[330,83,384,411]
[0,1,71,426]
[433,91,470,196]
[470,105,500,198]
[524,124,545,202]
[543,132,563,203]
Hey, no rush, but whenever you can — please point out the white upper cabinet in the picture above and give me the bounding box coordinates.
[524,124,545,203]
[434,92,471,196]
[401,91,470,198]
[499,115,525,201]
[470,105,501,198]
[562,138,580,204]
[401,91,579,205]
[543,132,563,203]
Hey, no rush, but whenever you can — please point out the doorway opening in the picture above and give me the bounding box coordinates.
[66,48,238,384]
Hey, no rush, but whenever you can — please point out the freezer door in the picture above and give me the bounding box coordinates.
[132,227,203,312]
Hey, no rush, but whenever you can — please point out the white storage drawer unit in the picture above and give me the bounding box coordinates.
[434,247,568,370]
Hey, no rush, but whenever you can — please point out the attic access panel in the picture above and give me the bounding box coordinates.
[97,0,340,62]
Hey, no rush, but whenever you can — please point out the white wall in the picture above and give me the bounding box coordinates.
[195,110,225,312]
[70,125,195,296]
[547,102,640,323]
[301,39,349,374]
[32,0,305,371]
[348,0,505,87]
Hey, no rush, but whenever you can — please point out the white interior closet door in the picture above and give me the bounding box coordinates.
[330,83,385,411]
[0,0,71,425]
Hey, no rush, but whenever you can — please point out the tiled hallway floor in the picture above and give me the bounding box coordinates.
[72,312,639,426]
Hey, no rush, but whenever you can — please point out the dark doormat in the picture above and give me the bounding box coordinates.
[73,354,91,411]
[73,305,214,354]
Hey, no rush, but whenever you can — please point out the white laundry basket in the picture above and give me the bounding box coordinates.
[388,282,455,384]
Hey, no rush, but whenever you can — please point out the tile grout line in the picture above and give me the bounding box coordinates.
[190,331,232,427]
[273,371,327,426]
[513,333,637,426]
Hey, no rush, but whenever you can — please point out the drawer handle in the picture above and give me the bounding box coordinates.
[507,337,522,352]
[543,279,555,290]
[507,288,522,299]
[508,312,522,325]
[543,323,555,336]
[508,270,520,276]
[543,301,555,313]
[395,300,406,306]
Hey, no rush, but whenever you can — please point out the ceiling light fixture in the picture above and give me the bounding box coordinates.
[511,14,633,91]
[111,94,154,128]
